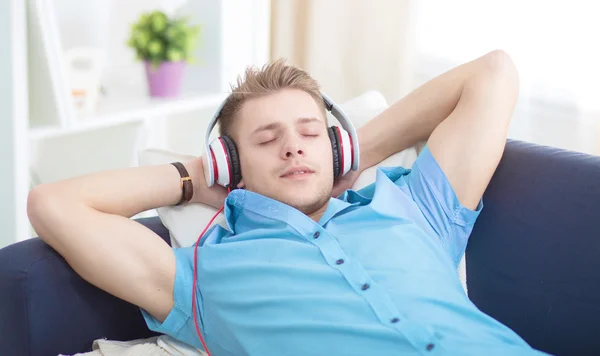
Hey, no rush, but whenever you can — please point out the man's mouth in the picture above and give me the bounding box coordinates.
[281,167,315,178]
[282,171,312,177]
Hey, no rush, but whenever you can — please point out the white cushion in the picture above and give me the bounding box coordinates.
[137,90,468,294]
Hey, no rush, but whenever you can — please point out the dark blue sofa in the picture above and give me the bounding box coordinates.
[1,140,599,356]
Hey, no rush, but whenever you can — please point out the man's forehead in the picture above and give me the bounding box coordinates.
[238,96,326,128]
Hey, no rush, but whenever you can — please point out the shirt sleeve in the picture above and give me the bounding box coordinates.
[400,145,484,267]
[139,247,207,351]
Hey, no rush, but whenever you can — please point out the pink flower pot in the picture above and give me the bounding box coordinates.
[144,61,186,98]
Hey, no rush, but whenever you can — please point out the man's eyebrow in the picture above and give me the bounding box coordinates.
[297,117,322,125]
[251,117,323,135]
[251,122,281,135]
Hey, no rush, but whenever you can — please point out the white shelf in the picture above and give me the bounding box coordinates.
[29,92,228,140]
[13,0,271,245]
[88,92,227,122]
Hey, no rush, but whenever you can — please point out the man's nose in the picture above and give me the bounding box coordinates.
[284,148,304,158]
[281,139,304,159]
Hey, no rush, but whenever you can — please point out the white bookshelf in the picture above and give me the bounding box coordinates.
[0,0,271,247]
[28,92,228,140]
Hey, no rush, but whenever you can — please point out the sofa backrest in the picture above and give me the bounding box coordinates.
[467,139,600,356]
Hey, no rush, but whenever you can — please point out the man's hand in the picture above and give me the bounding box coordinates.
[331,156,370,197]
[332,169,361,197]
[187,157,228,209]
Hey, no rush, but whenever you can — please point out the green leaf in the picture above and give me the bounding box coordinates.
[147,39,163,55]
[135,30,150,48]
[127,9,203,64]
[166,48,183,62]
[138,13,150,27]
[165,26,178,40]
[150,11,167,33]
[185,37,196,53]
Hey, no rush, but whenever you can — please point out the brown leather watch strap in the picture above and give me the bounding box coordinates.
[170,162,193,206]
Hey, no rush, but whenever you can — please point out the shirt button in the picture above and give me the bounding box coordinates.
[426,343,435,351]
[336,259,344,265]
[361,283,370,291]
[390,317,400,323]
[313,231,320,239]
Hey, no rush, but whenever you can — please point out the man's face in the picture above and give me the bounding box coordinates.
[232,89,334,215]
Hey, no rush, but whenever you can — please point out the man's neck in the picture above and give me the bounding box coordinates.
[307,201,329,223]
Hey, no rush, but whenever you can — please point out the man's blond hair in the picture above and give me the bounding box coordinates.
[218,58,324,139]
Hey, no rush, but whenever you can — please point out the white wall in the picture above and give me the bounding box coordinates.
[0,0,29,248]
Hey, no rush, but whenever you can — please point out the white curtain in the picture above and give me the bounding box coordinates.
[271,0,600,154]
[270,0,418,104]
[413,0,600,154]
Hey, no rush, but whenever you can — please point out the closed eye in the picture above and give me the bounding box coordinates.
[258,133,318,145]
[259,138,277,146]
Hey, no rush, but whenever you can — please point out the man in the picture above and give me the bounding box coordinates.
[27,50,548,355]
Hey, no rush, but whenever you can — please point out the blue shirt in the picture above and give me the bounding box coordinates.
[142,146,550,356]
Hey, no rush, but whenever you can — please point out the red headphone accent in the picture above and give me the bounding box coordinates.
[218,138,232,187]
[349,134,354,170]
[210,150,218,181]
[335,126,345,175]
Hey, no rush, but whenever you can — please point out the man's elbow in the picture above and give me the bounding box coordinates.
[482,49,520,90]
[27,185,62,243]
[27,185,45,221]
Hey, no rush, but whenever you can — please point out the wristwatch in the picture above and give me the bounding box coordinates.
[170,162,193,206]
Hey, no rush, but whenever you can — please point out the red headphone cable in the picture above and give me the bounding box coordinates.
[191,187,229,356]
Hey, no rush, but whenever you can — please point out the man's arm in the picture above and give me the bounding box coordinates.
[358,50,519,209]
[27,159,226,323]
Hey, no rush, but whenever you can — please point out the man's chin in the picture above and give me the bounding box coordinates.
[278,192,330,215]
[247,183,332,214]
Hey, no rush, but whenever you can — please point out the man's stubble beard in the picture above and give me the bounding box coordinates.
[285,188,331,216]
[252,182,332,215]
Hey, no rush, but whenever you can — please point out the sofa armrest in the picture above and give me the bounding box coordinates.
[0,216,170,356]
[467,140,600,356]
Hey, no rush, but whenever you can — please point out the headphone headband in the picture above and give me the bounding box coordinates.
[203,92,360,187]
[320,92,360,171]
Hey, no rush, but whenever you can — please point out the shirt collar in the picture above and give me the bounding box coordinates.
[223,189,358,233]
[317,193,356,225]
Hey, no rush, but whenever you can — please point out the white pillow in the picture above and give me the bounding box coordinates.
[137,91,467,293]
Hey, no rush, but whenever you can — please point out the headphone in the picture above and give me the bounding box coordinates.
[202,92,360,189]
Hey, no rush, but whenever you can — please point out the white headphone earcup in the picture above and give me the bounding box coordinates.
[202,153,214,187]
[336,127,353,176]
[209,137,231,187]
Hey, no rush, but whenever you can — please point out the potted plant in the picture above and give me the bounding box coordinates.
[127,10,201,98]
